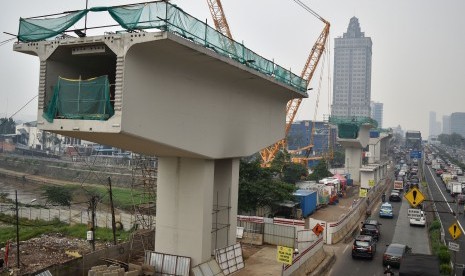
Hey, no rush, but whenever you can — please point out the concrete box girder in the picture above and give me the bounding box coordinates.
[14,32,305,159]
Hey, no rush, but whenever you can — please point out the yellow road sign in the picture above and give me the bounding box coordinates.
[276,245,293,265]
[369,179,375,187]
[359,188,368,198]
[449,222,462,240]
[404,187,425,208]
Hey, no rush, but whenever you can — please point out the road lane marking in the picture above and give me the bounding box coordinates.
[426,165,465,234]
[342,243,350,254]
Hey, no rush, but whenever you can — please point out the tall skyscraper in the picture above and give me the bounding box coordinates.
[331,17,372,118]
[450,112,465,137]
[443,115,451,135]
[370,101,383,128]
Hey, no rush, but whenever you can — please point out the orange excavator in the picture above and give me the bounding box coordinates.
[206,0,330,167]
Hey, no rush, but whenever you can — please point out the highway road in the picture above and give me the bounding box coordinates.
[424,163,465,275]
[329,187,430,276]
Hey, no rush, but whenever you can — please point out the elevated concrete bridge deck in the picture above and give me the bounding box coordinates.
[14,31,305,159]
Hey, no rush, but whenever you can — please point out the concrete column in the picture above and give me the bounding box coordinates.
[155,157,215,266]
[345,147,362,184]
[212,158,240,252]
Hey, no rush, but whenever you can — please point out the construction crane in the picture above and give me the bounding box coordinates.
[206,0,233,39]
[260,0,330,167]
[205,0,330,167]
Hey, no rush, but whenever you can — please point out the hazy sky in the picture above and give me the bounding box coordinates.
[1,0,464,136]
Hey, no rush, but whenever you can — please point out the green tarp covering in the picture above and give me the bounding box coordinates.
[43,76,114,122]
[18,1,308,93]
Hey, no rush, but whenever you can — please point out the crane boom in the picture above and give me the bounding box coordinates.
[260,2,330,166]
[206,0,233,39]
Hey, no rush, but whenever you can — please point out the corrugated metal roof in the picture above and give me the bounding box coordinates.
[294,189,315,196]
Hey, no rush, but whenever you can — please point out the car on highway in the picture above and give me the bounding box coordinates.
[409,210,426,227]
[379,202,393,218]
[435,169,444,176]
[361,219,382,240]
[352,235,377,259]
[389,190,402,202]
[383,243,412,268]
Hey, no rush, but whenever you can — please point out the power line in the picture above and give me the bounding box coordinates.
[0,94,38,129]
[0,37,16,47]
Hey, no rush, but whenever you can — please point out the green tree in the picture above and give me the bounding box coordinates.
[282,162,308,184]
[0,117,16,134]
[307,159,333,181]
[238,159,296,213]
[42,185,74,207]
[269,150,291,173]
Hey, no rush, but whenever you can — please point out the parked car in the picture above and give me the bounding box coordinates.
[352,235,377,259]
[379,202,394,218]
[389,191,402,202]
[383,243,412,267]
[409,211,426,227]
[361,219,382,240]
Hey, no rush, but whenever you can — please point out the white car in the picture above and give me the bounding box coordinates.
[409,211,426,227]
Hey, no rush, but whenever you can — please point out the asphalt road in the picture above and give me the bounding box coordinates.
[424,163,465,275]
[329,188,430,276]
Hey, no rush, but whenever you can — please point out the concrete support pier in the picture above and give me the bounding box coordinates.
[156,157,215,264]
[368,133,392,164]
[338,124,373,184]
[345,147,363,184]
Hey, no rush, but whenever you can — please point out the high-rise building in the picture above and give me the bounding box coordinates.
[331,17,372,118]
[450,112,465,137]
[370,101,383,128]
[442,115,451,135]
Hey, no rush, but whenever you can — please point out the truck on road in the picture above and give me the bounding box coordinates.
[394,180,403,191]
[450,182,462,197]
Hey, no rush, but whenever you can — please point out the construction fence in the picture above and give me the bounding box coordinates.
[0,204,152,231]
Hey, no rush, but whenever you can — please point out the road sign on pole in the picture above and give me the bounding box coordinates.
[312,223,324,237]
[448,241,460,252]
[404,187,425,208]
[276,246,293,265]
[448,222,462,240]
[407,208,421,219]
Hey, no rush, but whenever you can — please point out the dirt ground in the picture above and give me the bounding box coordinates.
[0,174,113,275]
[1,233,110,275]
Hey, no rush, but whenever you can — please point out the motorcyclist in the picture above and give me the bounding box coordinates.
[382,192,386,202]
[384,265,393,275]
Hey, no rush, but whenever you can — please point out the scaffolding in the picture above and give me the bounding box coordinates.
[211,189,232,251]
[131,154,157,229]
[129,154,157,262]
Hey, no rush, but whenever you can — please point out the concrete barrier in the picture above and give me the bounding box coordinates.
[283,237,324,276]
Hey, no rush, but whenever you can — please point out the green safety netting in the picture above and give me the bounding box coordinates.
[329,116,378,139]
[43,76,114,123]
[18,1,308,93]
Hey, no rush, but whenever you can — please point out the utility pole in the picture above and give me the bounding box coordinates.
[108,177,117,245]
[15,190,20,269]
[89,195,99,252]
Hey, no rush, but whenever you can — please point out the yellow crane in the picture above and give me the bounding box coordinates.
[205,0,330,166]
[260,0,330,167]
[206,0,233,39]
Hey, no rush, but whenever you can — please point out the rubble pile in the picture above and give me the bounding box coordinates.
[3,233,107,275]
